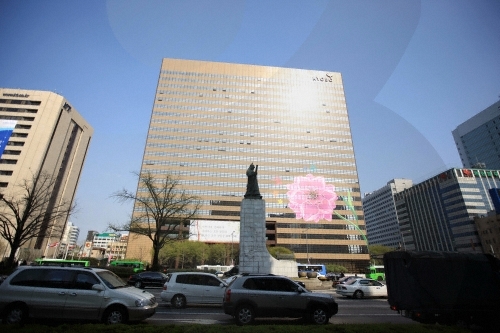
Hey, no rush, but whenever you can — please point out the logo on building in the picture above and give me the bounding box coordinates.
[312,73,333,83]
[63,102,72,112]
[3,93,29,98]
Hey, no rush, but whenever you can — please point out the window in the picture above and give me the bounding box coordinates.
[74,272,99,290]
[10,269,45,286]
[43,269,75,289]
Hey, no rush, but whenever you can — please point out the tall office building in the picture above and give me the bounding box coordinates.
[395,168,500,252]
[127,58,369,271]
[59,221,80,257]
[362,179,413,248]
[453,100,500,169]
[0,88,93,258]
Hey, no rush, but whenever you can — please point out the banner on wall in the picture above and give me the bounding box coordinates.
[189,220,240,243]
[0,120,17,157]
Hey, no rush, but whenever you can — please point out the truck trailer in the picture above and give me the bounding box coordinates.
[383,250,500,326]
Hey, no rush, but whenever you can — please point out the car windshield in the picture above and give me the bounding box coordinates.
[97,270,128,289]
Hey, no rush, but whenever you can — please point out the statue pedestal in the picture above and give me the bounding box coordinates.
[239,199,297,277]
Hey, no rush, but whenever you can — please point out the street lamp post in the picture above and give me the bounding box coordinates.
[231,231,235,265]
[302,227,310,264]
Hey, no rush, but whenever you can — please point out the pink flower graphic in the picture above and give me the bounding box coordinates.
[286,174,338,222]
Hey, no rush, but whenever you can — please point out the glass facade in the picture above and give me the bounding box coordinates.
[395,168,500,252]
[127,58,369,271]
[453,101,500,169]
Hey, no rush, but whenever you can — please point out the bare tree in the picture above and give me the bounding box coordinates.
[0,172,75,268]
[110,172,200,271]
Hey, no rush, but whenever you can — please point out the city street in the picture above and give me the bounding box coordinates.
[145,288,411,325]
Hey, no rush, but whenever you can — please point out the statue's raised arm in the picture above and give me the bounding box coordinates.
[244,163,261,199]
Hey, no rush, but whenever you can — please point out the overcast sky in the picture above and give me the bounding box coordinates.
[1,0,499,243]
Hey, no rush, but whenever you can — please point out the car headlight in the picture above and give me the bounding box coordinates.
[135,298,153,307]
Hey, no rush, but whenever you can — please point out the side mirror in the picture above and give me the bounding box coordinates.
[92,284,105,291]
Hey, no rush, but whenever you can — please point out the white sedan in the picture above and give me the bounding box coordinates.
[336,278,387,299]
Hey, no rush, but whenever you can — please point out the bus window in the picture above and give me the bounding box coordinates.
[297,264,327,276]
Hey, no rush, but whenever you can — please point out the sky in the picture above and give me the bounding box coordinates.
[1,0,499,244]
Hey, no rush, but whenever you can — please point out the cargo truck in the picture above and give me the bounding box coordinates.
[383,250,500,326]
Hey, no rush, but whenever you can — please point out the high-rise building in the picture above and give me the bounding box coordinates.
[395,168,500,252]
[126,58,369,271]
[59,221,80,257]
[362,179,413,249]
[474,212,500,257]
[453,100,500,169]
[0,88,93,258]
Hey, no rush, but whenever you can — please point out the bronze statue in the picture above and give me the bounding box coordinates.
[244,163,261,199]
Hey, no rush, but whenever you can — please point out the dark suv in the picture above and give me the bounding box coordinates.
[223,274,338,325]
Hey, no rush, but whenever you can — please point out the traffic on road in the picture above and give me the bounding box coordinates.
[144,287,409,325]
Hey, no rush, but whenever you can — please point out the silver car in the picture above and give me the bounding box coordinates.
[160,272,227,308]
[336,278,387,299]
[223,274,338,325]
[0,266,157,324]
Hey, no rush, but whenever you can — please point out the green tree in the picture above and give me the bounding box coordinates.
[110,172,200,271]
[188,241,210,267]
[0,172,75,268]
[267,246,295,260]
[368,244,395,264]
[326,264,348,274]
[209,243,228,265]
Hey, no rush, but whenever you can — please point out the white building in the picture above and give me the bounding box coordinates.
[58,221,79,258]
[362,179,413,249]
[0,88,93,259]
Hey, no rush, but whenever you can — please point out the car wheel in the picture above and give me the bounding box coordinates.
[377,276,383,281]
[353,290,364,299]
[103,306,128,324]
[235,304,254,325]
[310,305,329,325]
[3,303,27,324]
[134,281,143,288]
[171,294,186,309]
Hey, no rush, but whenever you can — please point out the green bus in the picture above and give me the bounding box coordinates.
[109,260,145,272]
[365,265,385,281]
[34,258,90,267]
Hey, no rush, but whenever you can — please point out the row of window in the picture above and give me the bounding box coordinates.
[159,71,345,87]
[0,107,38,113]
[147,133,352,145]
[0,115,35,121]
[0,99,41,105]
[151,113,349,125]
[149,125,352,137]
[157,87,345,101]
[154,98,348,111]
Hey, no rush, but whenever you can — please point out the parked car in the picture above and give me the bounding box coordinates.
[223,273,338,325]
[127,271,168,288]
[161,272,227,308]
[0,266,158,324]
[325,272,342,281]
[335,278,387,299]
